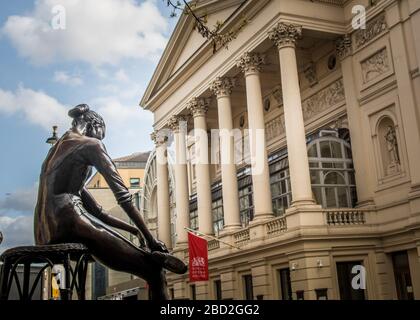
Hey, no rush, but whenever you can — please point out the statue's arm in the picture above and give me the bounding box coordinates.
[82,141,163,250]
[80,188,139,236]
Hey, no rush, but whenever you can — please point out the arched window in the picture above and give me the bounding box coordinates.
[307,130,357,208]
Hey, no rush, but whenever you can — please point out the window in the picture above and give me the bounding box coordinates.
[92,262,108,299]
[336,261,365,300]
[214,280,222,300]
[279,268,293,300]
[189,209,198,231]
[170,288,175,300]
[133,192,140,210]
[308,131,357,208]
[316,288,328,300]
[296,290,304,300]
[243,275,254,300]
[239,186,253,227]
[269,155,291,216]
[392,251,414,300]
[130,178,140,188]
[212,198,224,235]
[190,284,196,300]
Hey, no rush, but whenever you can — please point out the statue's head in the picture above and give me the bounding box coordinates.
[68,104,106,140]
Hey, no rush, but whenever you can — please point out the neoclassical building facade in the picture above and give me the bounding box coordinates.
[139,0,420,300]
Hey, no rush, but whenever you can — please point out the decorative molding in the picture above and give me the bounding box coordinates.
[354,13,387,49]
[272,86,283,106]
[186,97,210,118]
[268,22,302,49]
[303,62,318,87]
[209,77,236,97]
[236,52,265,74]
[302,78,345,121]
[309,0,345,6]
[361,48,390,84]
[265,114,285,141]
[335,34,352,60]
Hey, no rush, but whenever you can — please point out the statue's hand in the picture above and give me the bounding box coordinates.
[135,231,147,249]
[148,238,169,254]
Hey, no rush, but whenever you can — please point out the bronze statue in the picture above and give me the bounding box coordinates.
[34,104,186,300]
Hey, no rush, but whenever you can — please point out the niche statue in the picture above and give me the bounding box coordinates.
[34,104,187,300]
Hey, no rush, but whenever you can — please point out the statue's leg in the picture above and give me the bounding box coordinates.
[60,212,169,300]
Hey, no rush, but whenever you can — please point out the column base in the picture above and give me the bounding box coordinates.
[291,199,318,207]
[285,203,324,229]
[355,198,375,209]
[173,242,188,253]
[251,213,274,224]
[220,224,242,234]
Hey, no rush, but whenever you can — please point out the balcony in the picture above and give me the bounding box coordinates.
[174,208,382,262]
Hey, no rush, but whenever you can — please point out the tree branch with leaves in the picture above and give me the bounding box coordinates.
[163,0,249,52]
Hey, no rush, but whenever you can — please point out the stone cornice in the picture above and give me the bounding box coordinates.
[268,22,302,49]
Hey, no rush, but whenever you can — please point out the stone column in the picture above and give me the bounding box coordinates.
[210,77,242,231]
[237,52,274,221]
[187,97,214,235]
[268,23,315,207]
[151,130,172,248]
[335,35,375,207]
[168,115,190,245]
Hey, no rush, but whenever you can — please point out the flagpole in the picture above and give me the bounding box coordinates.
[184,227,242,250]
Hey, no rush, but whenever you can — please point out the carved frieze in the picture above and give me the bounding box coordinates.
[354,13,387,49]
[361,48,389,83]
[302,78,345,121]
[265,114,285,141]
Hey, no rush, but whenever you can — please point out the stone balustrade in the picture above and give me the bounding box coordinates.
[324,209,366,226]
[265,216,287,236]
[233,228,250,246]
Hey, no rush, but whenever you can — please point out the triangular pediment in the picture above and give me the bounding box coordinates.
[141,0,246,108]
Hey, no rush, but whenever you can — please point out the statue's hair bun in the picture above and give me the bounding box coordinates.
[68,104,90,119]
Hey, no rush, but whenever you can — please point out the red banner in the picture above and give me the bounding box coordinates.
[188,232,209,282]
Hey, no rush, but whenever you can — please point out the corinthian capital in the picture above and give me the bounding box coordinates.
[209,77,236,97]
[167,115,187,132]
[268,22,302,49]
[151,130,168,146]
[187,97,211,118]
[236,52,265,74]
[335,34,353,60]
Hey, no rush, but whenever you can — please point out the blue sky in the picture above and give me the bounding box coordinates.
[0,0,179,252]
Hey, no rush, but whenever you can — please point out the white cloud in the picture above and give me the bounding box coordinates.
[115,69,129,82]
[53,71,83,86]
[0,184,38,214]
[91,96,154,156]
[0,215,34,252]
[2,0,169,65]
[0,85,69,131]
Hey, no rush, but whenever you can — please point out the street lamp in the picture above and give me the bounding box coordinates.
[46,126,58,146]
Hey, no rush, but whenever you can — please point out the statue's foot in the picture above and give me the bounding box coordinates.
[152,251,188,274]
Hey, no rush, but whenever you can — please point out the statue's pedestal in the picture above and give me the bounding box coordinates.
[387,162,400,176]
